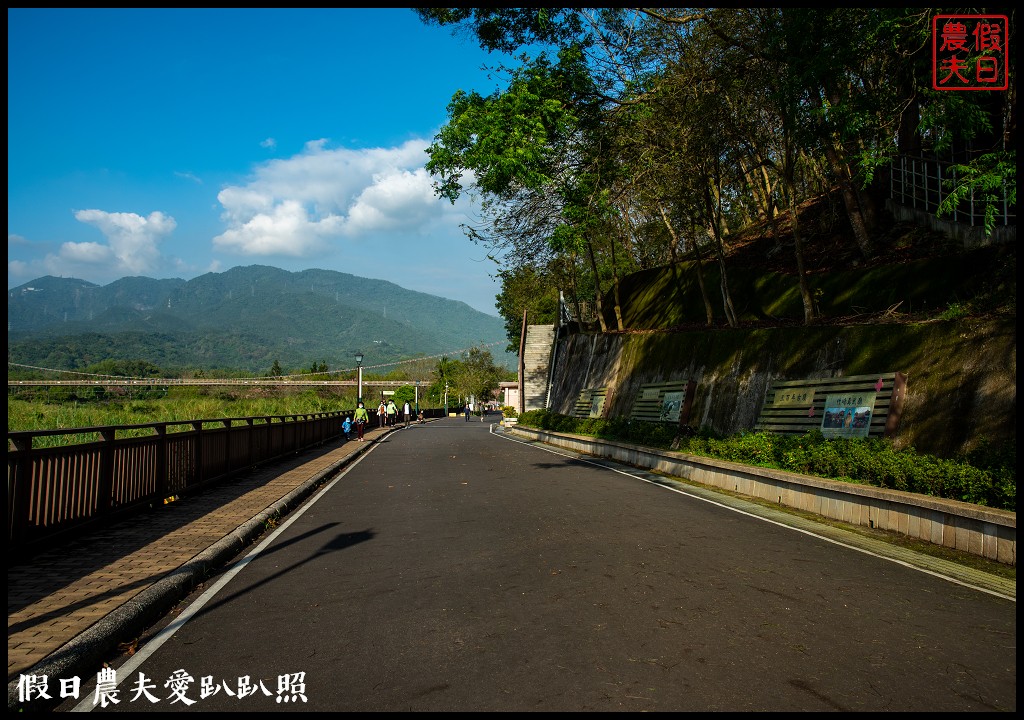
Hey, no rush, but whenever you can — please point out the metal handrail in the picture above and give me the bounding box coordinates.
[888,154,1015,228]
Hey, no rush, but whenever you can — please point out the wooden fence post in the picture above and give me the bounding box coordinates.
[192,421,204,488]
[246,418,255,471]
[155,424,168,500]
[98,429,116,513]
[10,436,34,544]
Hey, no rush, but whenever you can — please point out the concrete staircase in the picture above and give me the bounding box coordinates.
[522,324,556,411]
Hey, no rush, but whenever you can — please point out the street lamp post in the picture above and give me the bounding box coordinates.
[355,352,364,404]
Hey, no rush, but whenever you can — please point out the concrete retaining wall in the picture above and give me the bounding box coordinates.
[508,426,1016,566]
[543,317,1016,462]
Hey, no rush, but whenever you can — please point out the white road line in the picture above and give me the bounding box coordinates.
[491,427,1014,602]
[70,444,379,712]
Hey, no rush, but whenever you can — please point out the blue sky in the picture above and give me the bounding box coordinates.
[7,8,513,316]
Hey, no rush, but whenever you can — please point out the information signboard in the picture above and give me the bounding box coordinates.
[820,392,876,438]
[659,391,684,422]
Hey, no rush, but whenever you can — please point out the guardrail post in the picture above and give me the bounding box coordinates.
[155,424,168,500]
[98,429,116,514]
[246,418,255,471]
[223,419,232,478]
[10,436,34,545]
[192,421,204,489]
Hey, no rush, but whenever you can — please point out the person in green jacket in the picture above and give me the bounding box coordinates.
[353,402,370,441]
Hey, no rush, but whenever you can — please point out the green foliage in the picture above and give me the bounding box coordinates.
[494,265,560,353]
[8,391,354,447]
[515,413,1015,511]
[937,151,1017,238]
[940,302,969,321]
[426,53,585,203]
[83,358,167,378]
[452,346,504,405]
[501,405,518,418]
[393,385,416,406]
[416,8,587,54]
[419,7,1014,343]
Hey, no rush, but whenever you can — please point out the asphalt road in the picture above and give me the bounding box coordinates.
[72,417,1015,712]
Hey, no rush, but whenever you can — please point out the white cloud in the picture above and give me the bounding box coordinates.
[7,210,177,284]
[174,171,202,184]
[261,137,276,149]
[346,167,437,234]
[5,138,496,311]
[59,240,111,263]
[71,210,176,275]
[212,200,334,256]
[212,138,459,258]
[8,259,29,276]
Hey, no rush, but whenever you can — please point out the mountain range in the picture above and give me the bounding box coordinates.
[7,265,512,373]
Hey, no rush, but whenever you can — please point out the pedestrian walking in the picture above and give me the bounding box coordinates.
[403,400,412,427]
[353,402,369,441]
[377,399,387,428]
[386,399,398,427]
[464,403,471,422]
[342,416,352,440]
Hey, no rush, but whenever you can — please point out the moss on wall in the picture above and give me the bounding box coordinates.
[547,240,1014,459]
[548,317,1015,459]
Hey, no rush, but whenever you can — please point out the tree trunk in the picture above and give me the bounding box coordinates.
[788,190,817,324]
[693,242,715,326]
[609,231,625,332]
[823,139,874,259]
[810,91,875,259]
[704,179,739,328]
[584,240,608,333]
[564,252,585,324]
[739,155,770,221]
[612,276,625,331]
[709,181,731,238]
[658,203,715,326]
[658,203,680,264]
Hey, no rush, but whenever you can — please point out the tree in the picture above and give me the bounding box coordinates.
[84,359,166,378]
[420,7,1016,334]
[393,385,416,407]
[270,359,283,377]
[494,265,559,352]
[452,346,503,406]
[426,356,458,411]
[425,40,627,335]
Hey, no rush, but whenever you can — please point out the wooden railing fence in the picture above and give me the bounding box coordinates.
[7,411,346,553]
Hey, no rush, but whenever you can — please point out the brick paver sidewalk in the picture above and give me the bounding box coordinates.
[8,426,388,684]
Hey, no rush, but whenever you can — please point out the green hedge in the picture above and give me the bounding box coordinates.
[517,410,1015,511]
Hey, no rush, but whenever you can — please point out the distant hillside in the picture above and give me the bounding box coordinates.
[7,266,512,373]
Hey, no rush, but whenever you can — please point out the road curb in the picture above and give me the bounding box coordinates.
[7,434,385,712]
